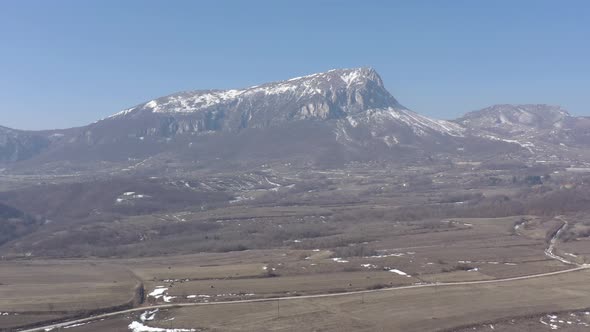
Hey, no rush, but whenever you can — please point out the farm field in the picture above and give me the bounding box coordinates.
[2,212,585,331]
[3,164,590,332]
[60,268,590,332]
[0,262,140,330]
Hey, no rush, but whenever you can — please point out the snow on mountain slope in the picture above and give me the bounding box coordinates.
[101,68,466,143]
[457,104,570,136]
[108,68,400,120]
[2,69,556,167]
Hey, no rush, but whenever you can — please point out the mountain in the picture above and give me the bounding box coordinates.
[89,67,465,142]
[107,68,399,129]
[0,126,50,163]
[1,69,573,171]
[457,104,570,135]
[457,104,590,149]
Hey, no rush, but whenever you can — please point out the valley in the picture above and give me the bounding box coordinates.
[2,69,590,331]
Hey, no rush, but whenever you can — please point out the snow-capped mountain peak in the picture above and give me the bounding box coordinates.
[108,67,395,120]
[96,67,477,145]
[9,69,583,167]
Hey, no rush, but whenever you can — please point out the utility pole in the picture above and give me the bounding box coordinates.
[277,298,280,318]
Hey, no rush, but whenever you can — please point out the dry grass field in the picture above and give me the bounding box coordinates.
[2,210,583,331]
[3,165,590,331]
[0,262,139,330]
[62,269,590,332]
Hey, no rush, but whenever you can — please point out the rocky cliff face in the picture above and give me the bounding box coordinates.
[99,68,403,136]
[77,67,467,151]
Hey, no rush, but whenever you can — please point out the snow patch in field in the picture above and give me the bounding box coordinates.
[64,322,89,329]
[187,295,211,299]
[388,269,411,277]
[229,195,254,204]
[366,253,404,258]
[163,295,177,303]
[128,321,196,332]
[332,257,349,263]
[148,287,168,299]
[361,263,377,269]
[141,309,159,322]
[116,192,150,204]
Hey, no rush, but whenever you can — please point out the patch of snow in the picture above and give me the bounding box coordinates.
[346,116,359,127]
[388,269,411,277]
[145,100,158,109]
[128,321,196,332]
[64,322,89,329]
[482,135,535,153]
[163,296,176,303]
[148,287,168,298]
[366,253,405,258]
[187,295,210,299]
[340,71,361,87]
[140,309,159,322]
[332,257,349,263]
[265,177,281,187]
[229,195,254,204]
[116,192,150,204]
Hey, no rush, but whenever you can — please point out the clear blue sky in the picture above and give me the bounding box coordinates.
[1,0,589,130]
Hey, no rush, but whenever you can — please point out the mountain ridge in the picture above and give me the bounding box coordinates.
[1,68,588,169]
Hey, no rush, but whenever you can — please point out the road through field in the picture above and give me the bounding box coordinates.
[18,264,589,332]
